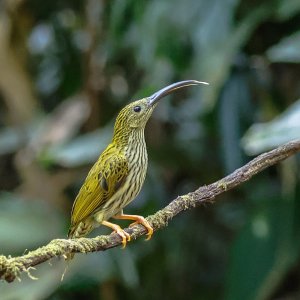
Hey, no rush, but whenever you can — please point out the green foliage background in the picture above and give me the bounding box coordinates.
[0,0,300,299]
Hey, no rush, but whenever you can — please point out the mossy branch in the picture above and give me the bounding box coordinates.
[1,140,300,283]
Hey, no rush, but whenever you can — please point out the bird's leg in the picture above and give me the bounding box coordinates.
[113,212,153,240]
[101,220,131,248]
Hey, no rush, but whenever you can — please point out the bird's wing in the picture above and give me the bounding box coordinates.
[70,151,128,227]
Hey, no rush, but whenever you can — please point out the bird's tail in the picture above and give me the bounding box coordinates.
[65,226,77,262]
[61,226,78,281]
[62,221,93,280]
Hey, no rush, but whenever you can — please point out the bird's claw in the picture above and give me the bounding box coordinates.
[114,228,131,248]
[129,217,153,241]
[102,220,131,248]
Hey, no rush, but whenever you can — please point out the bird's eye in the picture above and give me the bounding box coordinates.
[133,105,141,113]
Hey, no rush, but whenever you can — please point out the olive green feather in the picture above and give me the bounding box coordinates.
[68,145,128,237]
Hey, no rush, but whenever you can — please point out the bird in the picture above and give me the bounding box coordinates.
[67,80,208,257]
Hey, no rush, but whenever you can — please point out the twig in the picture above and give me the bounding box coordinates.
[1,140,300,283]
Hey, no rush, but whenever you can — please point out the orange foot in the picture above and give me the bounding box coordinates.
[102,220,131,248]
[114,214,153,241]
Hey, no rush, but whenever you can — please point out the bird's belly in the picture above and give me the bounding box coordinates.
[94,149,148,223]
[72,156,148,237]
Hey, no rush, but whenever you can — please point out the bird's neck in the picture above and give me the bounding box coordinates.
[112,127,146,150]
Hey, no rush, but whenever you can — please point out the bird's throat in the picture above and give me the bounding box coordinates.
[112,127,146,150]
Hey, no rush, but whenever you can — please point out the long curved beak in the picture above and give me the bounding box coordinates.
[147,80,209,106]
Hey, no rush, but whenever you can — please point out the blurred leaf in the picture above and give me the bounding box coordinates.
[267,31,300,63]
[41,125,112,167]
[30,94,90,152]
[218,69,253,173]
[0,127,26,155]
[275,0,300,19]
[0,192,64,254]
[224,193,300,300]
[241,99,300,155]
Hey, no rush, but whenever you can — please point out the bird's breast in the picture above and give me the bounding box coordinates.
[122,132,148,204]
[126,135,148,184]
[96,131,148,221]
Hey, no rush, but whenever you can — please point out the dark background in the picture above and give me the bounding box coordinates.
[1,0,300,299]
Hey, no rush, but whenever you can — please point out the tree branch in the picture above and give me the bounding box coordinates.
[1,140,300,283]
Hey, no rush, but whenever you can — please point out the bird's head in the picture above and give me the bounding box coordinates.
[113,80,208,143]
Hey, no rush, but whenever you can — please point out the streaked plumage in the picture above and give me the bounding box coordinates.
[67,80,208,257]
[68,99,151,240]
